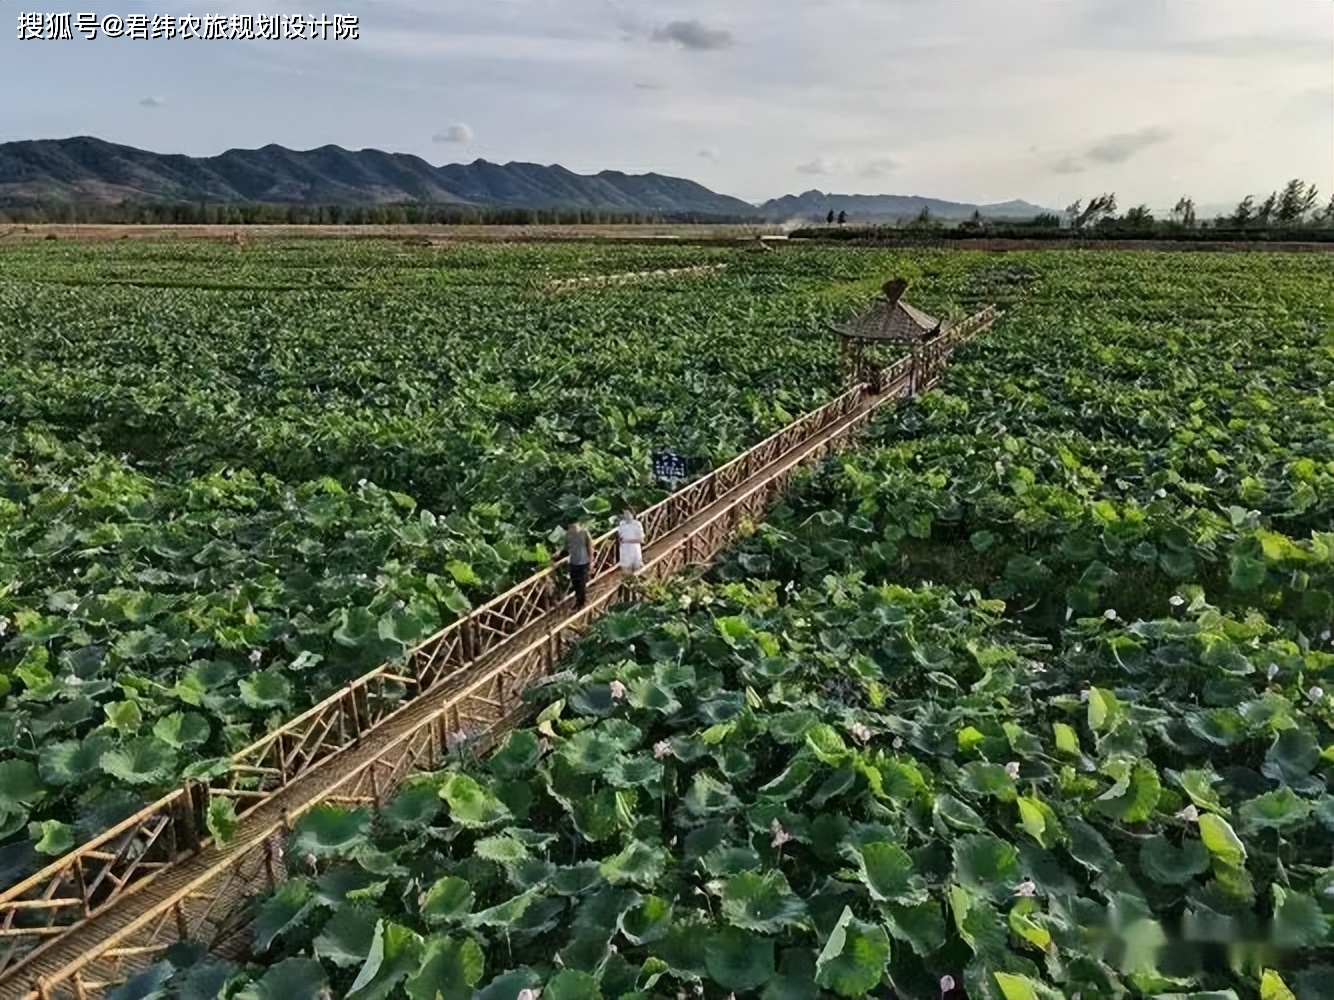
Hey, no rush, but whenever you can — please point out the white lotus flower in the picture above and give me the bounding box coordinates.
[1155,488,1167,498]
[0,616,9,637]
[517,990,540,1000]
[357,478,368,487]
[939,974,956,995]
[1267,664,1279,681]
[893,736,904,750]
[653,740,673,759]
[1005,761,1021,780]
[248,649,262,665]
[850,722,872,745]
[770,819,792,848]
[1014,878,1037,897]
[1176,804,1200,822]
[1169,595,1185,607]
[609,680,628,701]
[1308,686,1325,704]
[446,729,469,749]
[304,851,318,873]
[1073,643,1083,653]
[1321,630,1331,642]
[1103,609,1118,621]
[1080,688,1091,702]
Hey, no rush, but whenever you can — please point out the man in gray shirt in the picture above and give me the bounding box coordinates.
[565,519,594,609]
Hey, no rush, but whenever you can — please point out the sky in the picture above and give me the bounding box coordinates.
[3,0,1330,212]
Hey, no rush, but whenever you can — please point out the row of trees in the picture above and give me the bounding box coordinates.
[1064,180,1332,234]
[0,200,743,226]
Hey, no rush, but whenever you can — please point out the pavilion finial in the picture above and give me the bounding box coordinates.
[881,278,910,304]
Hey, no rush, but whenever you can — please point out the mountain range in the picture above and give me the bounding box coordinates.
[0,137,1053,221]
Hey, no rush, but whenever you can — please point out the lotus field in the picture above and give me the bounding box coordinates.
[3,242,1334,999]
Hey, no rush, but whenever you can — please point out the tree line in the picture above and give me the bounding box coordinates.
[0,201,742,226]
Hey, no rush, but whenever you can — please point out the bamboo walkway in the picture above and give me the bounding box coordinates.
[0,307,998,1000]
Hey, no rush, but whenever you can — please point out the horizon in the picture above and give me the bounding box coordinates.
[3,1,1330,214]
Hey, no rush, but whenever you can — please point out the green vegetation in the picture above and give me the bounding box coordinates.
[0,240,980,876]
[5,244,1333,999]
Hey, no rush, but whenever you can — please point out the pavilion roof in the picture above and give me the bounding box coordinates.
[831,279,947,343]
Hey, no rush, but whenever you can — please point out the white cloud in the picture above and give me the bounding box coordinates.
[796,157,839,175]
[1085,126,1172,164]
[139,96,166,108]
[697,147,719,160]
[432,123,475,144]
[860,157,899,178]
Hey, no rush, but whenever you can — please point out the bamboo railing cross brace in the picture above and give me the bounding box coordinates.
[0,306,999,1000]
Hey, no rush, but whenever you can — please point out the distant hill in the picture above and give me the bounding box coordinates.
[0,137,1055,221]
[756,189,1054,223]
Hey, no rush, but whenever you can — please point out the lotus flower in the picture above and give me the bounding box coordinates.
[0,616,9,637]
[653,740,673,760]
[1103,608,1118,621]
[939,975,956,996]
[1176,804,1200,822]
[609,680,628,701]
[1169,595,1184,607]
[248,649,262,665]
[1005,761,1021,780]
[1014,878,1037,897]
[850,722,872,745]
[446,729,469,750]
[516,990,540,1000]
[1267,663,1279,681]
[893,736,904,750]
[770,819,793,848]
[1322,630,1331,642]
[1309,686,1325,704]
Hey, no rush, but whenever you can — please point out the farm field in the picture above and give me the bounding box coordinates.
[107,251,1334,1000]
[0,239,995,879]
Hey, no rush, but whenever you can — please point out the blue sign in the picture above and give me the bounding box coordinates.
[652,452,688,480]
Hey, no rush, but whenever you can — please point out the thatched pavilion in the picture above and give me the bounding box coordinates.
[830,278,948,390]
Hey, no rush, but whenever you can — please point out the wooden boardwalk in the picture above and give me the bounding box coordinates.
[0,307,998,1000]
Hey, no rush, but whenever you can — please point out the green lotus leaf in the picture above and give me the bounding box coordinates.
[104,699,143,733]
[768,711,819,743]
[560,729,624,774]
[0,760,45,808]
[28,819,74,855]
[1185,708,1248,747]
[814,906,890,998]
[254,879,316,953]
[543,969,600,1000]
[705,925,775,993]
[348,920,425,1000]
[105,962,175,1000]
[176,960,241,1000]
[476,969,544,1000]
[1239,787,1312,831]
[702,845,763,877]
[39,731,116,786]
[953,834,1020,902]
[1173,768,1226,814]
[239,670,292,709]
[600,839,667,887]
[420,876,475,924]
[1259,969,1297,1000]
[1094,761,1161,824]
[993,971,1063,1000]
[1197,814,1246,869]
[605,754,663,789]
[152,711,212,748]
[404,935,486,1000]
[489,730,541,780]
[762,947,818,1000]
[720,869,807,932]
[1263,729,1320,785]
[682,772,740,816]
[100,737,178,786]
[464,888,541,929]
[314,906,380,967]
[234,958,328,1000]
[852,841,927,906]
[1272,885,1330,949]
[203,797,237,845]
[292,804,372,857]
[382,784,443,831]
[1139,836,1210,885]
[619,894,673,946]
[957,761,1018,802]
[935,793,988,832]
[883,900,946,957]
[476,833,530,868]
[438,773,512,829]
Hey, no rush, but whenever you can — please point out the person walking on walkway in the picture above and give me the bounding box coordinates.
[565,518,594,609]
[618,508,645,576]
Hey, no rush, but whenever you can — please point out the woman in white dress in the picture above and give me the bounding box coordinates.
[617,508,645,575]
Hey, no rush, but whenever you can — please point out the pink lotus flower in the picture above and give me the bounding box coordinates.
[653,740,673,760]
[609,680,628,701]
[770,819,792,848]
[850,722,872,745]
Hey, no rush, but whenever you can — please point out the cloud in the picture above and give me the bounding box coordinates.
[650,20,734,51]
[859,156,899,178]
[432,123,475,144]
[1085,126,1172,164]
[1051,157,1085,175]
[633,81,666,90]
[139,96,166,108]
[795,157,839,175]
[697,147,719,160]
